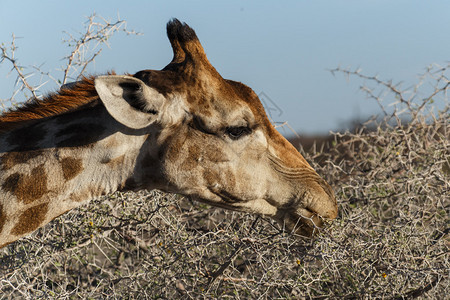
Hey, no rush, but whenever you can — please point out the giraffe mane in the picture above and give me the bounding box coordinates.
[0,73,115,133]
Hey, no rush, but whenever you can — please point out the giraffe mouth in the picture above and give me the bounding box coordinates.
[192,193,324,237]
[188,194,240,211]
[191,187,329,237]
[210,189,241,204]
[275,207,324,237]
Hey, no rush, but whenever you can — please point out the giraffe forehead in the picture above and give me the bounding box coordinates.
[186,96,256,131]
[188,80,268,129]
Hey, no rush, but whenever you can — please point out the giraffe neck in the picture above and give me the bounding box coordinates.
[0,102,153,248]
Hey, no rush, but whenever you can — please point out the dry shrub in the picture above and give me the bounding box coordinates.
[1,18,448,299]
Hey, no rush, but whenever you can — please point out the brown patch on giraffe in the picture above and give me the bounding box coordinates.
[101,154,125,168]
[204,143,227,163]
[2,165,48,204]
[61,157,83,180]
[0,150,42,171]
[0,203,6,234]
[203,168,235,188]
[224,169,236,188]
[0,74,112,133]
[198,103,213,117]
[188,144,201,158]
[181,145,201,170]
[11,202,49,236]
[164,135,185,162]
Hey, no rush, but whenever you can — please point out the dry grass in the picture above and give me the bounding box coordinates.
[1,16,448,299]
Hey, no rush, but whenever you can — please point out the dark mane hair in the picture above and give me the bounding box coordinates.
[0,75,107,133]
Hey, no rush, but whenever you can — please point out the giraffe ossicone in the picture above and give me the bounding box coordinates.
[0,19,337,249]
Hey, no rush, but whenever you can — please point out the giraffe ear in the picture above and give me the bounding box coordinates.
[94,75,165,129]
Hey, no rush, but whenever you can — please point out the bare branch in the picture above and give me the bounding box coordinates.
[60,13,141,84]
[0,34,40,102]
[0,13,141,111]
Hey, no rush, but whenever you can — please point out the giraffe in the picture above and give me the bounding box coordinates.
[0,19,337,249]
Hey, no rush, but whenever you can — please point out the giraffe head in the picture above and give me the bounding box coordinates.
[94,19,337,236]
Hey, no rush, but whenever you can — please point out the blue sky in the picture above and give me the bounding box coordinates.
[1,1,449,134]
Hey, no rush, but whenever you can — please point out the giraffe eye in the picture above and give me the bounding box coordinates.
[225,126,251,140]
